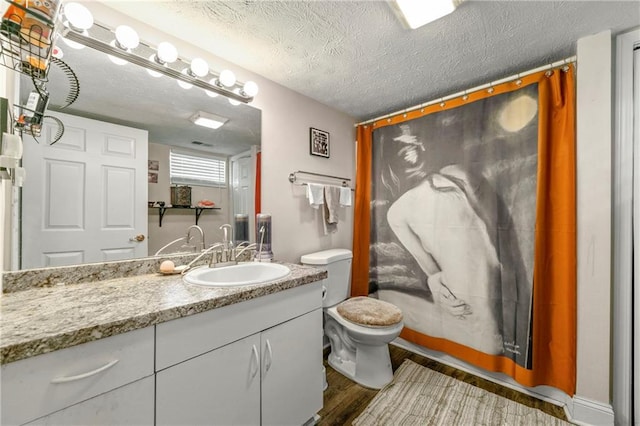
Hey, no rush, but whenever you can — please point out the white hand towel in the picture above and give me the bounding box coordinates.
[339,186,352,207]
[306,183,324,209]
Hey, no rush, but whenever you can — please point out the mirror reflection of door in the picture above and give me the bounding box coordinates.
[21,111,148,269]
[230,149,256,243]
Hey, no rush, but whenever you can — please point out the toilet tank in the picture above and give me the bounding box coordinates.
[300,249,353,307]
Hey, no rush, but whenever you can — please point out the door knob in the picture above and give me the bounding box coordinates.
[129,234,145,242]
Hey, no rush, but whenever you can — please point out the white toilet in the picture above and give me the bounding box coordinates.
[301,249,404,389]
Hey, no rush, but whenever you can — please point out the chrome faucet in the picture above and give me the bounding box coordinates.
[185,225,206,252]
[218,224,235,264]
[234,242,257,262]
[256,225,266,262]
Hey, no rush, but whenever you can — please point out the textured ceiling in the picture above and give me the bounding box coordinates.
[103,0,640,121]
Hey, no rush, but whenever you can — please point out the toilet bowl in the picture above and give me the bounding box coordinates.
[300,249,404,390]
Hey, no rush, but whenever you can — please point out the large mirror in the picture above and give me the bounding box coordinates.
[13,34,261,270]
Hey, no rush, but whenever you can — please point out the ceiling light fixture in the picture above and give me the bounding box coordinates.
[392,0,458,29]
[242,81,259,97]
[62,2,94,32]
[190,111,228,130]
[60,17,258,103]
[217,69,236,88]
[60,2,94,50]
[177,58,210,90]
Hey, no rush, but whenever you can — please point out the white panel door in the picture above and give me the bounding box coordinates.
[21,111,148,269]
[232,153,251,216]
[261,309,323,426]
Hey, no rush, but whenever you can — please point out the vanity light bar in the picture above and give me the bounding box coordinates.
[60,27,254,104]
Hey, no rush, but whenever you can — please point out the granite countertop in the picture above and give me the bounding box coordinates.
[0,262,326,365]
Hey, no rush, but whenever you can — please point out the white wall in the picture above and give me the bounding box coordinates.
[575,30,613,418]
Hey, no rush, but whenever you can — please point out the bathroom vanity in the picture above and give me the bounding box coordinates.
[0,260,326,426]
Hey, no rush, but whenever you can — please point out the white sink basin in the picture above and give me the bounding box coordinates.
[183,262,291,287]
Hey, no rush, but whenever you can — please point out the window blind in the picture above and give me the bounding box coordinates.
[170,150,227,187]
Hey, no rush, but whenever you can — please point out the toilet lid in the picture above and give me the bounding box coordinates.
[337,297,403,327]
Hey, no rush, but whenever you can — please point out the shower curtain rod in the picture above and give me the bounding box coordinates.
[355,55,577,127]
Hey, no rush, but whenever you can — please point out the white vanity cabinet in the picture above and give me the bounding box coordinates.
[0,327,154,426]
[155,281,323,426]
[156,333,262,425]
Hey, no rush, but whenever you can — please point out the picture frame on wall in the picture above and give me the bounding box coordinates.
[310,127,330,158]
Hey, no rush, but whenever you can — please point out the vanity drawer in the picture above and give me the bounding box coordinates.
[1,326,154,426]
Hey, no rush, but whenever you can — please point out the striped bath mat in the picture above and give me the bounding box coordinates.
[353,359,570,425]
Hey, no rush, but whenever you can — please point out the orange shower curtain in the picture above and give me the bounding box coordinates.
[351,66,576,395]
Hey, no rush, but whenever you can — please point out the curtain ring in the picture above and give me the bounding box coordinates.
[562,65,570,72]
[487,86,494,94]
[545,70,553,77]
[462,90,469,101]
[515,73,522,86]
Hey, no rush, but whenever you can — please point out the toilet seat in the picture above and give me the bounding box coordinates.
[336,296,403,327]
[326,306,404,337]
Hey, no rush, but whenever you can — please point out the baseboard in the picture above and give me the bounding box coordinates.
[566,396,614,426]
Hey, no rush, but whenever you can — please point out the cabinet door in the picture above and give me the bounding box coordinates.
[26,376,154,425]
[261,309,323,426]
[156,333,261,426]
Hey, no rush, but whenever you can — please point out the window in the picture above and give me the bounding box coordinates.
[170,150,227,187]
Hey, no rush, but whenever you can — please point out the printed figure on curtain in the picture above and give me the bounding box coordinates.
[370,85,538,368]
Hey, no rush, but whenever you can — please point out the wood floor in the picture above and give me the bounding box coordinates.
[317,344,568,425]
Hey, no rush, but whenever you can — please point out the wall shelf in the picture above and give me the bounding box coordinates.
[149,206,221,227]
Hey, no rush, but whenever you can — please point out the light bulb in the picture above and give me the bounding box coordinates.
[178,69,193,90]
[108,41,127,65]
[63,2,94,31]
[190,58,209,77]
[147,54,163,77]
[115,25,139,50]
[228,89,242,106]
[218,69,236,87]
[156,42,178,64]
[62,35,84,50]
[242,81,259,97]
[205,78,219,97]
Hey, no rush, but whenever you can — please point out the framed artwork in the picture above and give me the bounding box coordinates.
[148,172,158,183]
[310,127,330,158]
[148,160,159,171]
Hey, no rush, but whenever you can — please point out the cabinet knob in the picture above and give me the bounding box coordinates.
[130,234,145,242]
